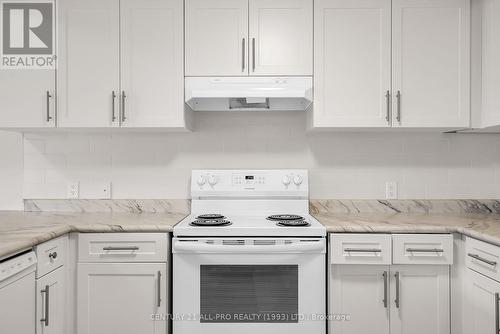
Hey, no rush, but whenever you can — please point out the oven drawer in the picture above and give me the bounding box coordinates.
[78,233,168,263]
[466,236,500,281]
[330,234,392,265]
[393,234,453,265]
[35,235,68,278]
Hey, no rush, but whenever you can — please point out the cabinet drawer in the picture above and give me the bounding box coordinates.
[393,234,453,265]
[35,235,68,278]
[330,234,392,265]
[466,237,500,281]
[78,233,168,263]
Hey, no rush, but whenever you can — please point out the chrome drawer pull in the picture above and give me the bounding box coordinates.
[382,271,388,308]
[406,248,444,253]
[468,253,497,266]
[40,285,50,326]
[394,271,400,308]
[344,248,382,253]
[157,271,162,308]
[496,292,500,334]
[102,246,140,251]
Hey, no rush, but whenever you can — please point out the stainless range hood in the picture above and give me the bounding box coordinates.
[185,77,313,111]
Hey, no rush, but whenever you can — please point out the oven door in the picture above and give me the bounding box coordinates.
[172,238,326,334]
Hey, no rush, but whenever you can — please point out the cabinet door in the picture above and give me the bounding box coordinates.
[57,0,120,127]
[481,0,500,127]
[313,0,391,127]
[0,71,56,128]
[77,263,167,334]
[120,0,184,128]
[185,0,248,76]
[464,269,500,334]
[36,268,65,334]
[390,265,450,334]
[392,0,470,128]
[0,0,55,128]
[249,0,312,76]
[330,265,390,334]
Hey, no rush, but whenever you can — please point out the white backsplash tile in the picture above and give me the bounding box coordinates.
[18,113,500,200]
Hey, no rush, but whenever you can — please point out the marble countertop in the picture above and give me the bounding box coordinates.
[313,213,500,246]
[3,210,500,260]
[0,211,186,259]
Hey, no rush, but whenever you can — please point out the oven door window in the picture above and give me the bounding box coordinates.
[200,265,299,323]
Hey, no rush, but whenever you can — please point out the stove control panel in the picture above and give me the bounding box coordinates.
[191,170,308,197]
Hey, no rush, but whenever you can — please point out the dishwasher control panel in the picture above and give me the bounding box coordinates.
[0,251,37,282]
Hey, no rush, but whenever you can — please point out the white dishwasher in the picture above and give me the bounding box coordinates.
[0,250,37,334]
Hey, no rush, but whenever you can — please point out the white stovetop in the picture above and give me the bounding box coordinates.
[174,213,326,237]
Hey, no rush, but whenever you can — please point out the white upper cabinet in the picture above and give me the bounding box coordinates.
[480,0,500,128]
[392,0,471,128]
[249,0,313,76]
[120,0,184,127]
[185,0,248,76]
[57,0,120,127]
[58,0,186,129]
[313,0,392,127]
[0,0,56,128]
[185,0,312,76]
[0,71,56,128]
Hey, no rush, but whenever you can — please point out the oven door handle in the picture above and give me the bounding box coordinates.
[173,240,325,254]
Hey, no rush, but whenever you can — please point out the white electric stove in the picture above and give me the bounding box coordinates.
[173,170,326,334]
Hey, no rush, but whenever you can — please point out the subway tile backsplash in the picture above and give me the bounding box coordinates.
[21,112,500,200]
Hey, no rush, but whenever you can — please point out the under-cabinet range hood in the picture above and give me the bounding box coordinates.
[185,77,313,111]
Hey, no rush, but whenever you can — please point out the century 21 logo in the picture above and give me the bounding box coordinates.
[2,1,53,55]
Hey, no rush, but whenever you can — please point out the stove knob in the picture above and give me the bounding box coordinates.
[197,175,206,186]
[282,175,291,186]
[208,175,218,186]
[293,175,303,186]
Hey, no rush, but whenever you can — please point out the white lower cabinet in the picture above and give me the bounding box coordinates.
[390,265,450,334]
[464,267,500,334]
[331,265,390,334]
[331,265,449,334]
[36,267,65,334]
[329,234,451,334]
[77,263,167,334]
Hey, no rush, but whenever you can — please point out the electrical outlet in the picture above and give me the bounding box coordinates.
[385,182,398,199]
[67,182,79,199]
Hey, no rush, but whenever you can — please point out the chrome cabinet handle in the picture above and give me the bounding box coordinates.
[121,91,126,122]
[383,271,388,308]
[396,90,401,123]
[406,248,444,253]
[242,38,246,72]
[102,246,139,251]
[46,91,52,122]
[41,285,50,326]
[111,91,117,122]
[252,38,256,72]
[157,271,161,308]
[394,272,400,308]
[344,248,382,253]
[385,90,391,123]
[496,292,500,334]
[468,253,497,266]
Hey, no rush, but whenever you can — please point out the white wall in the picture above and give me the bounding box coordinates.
[19,112,500,200]
[0,131,24,210]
